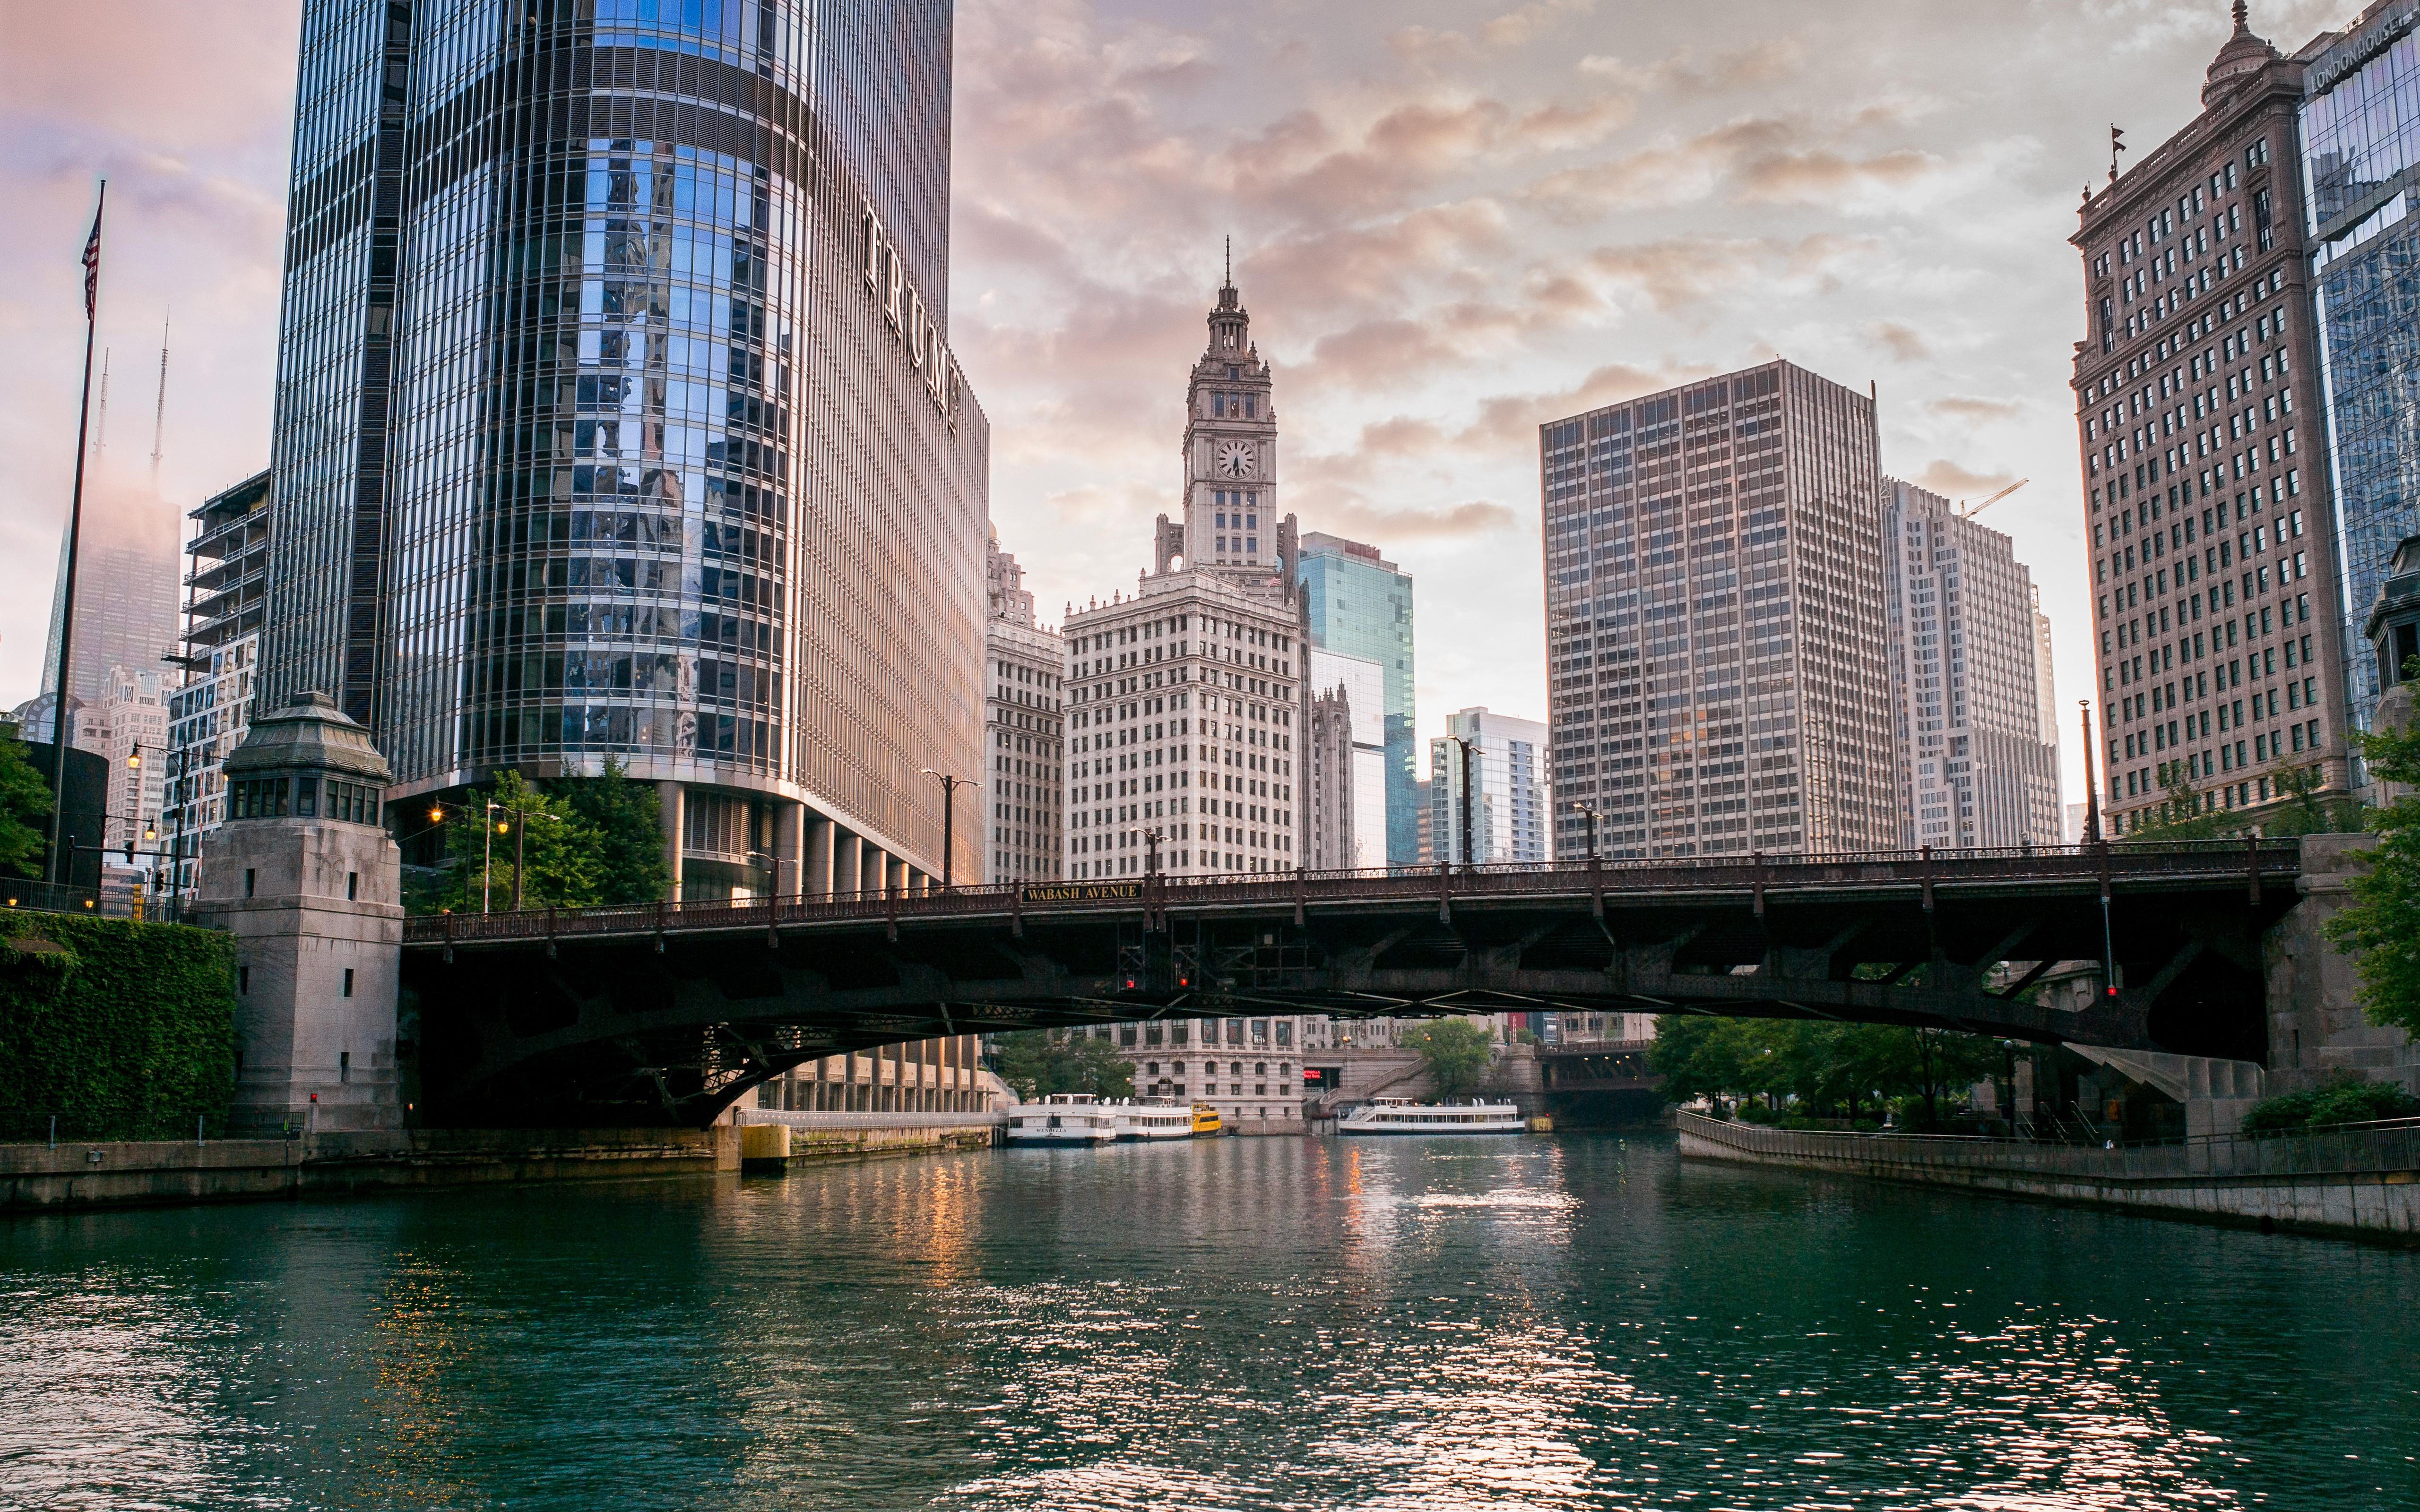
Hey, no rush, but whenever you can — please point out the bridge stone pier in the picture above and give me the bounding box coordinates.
[2268,833,2420,1100]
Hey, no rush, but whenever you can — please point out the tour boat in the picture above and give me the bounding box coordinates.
[1005,1093,1118,1145]
[1337,1097,1526,1135]
[1191,1104,1223,1136]
[1115,1099,1200,1141]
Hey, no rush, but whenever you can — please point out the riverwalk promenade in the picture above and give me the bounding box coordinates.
[1675,1109,2420,1246]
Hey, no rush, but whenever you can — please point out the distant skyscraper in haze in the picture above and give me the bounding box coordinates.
[2073,5,2344,832]
[258,0,989,898]
[1540,361,1898,858]
[1883,480,2061,848]
[1295,533,1416,863]
[1431,707,1547,865]
[40,520,179,723]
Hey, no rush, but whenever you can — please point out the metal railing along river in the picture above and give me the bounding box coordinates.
[406,838,2301,947]
[1675,1108,2420,1183]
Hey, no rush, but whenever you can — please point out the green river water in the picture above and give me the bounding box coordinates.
[2,1133,2415,1510]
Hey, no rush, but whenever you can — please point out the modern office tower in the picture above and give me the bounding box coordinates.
[1541,361,1899,859]
[1305,644,1385,869]
[1884,480,2062,848]
[164,471,271,894]
[984,533,1063,883]
[2073,5,2346,831]
[254,1,989,900]
[1063,271,1304,880]
[1430,707,1549,864]
[2302,5,2420,740]
[1296,533,1417,862]
[40,519,180,727]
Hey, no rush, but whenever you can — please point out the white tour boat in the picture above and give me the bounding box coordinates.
[1114,1099,1201,1141]
[1005,1093,1118,1146]
[1337,1097,1527,1135]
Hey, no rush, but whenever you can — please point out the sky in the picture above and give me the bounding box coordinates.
[0,0,2360,802]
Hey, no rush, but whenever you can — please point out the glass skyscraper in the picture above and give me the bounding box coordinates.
[2304,7,2420,732]
[1294,533,1416,864]
[259,0,989,897]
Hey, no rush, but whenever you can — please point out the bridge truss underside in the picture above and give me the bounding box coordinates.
[401,866,2293,1126]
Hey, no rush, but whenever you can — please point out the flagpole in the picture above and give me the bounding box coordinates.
[48,179,104,886]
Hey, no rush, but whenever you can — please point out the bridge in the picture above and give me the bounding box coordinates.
[397,840,2301,1127]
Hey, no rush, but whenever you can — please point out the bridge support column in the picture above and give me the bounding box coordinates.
[805,815,835,898]
[657,781,684,902]
[2268,833,2419,1097]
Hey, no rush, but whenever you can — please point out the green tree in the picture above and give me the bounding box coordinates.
[994,1030,1136,1100]
[1401,1017,1495,1099]
[0,727,53,876]
[549,757,671,904]
[2325,715,2420,1037]
[423,770,600,913]
[2125,763,2230,840]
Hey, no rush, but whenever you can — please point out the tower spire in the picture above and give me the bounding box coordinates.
[150,309,170,483]
[1223,234,1233,294]
[2233,0,2250,34]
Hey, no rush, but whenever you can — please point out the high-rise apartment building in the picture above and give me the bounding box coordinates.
[2301,2,2420,738]
[1430,707,1549,864]
[1296,533,1417,862]
[985,533,1063,883]
[1541,361,1899,859]
[2073,6,2348,831]
[1063,273,1304,880]
[164,470,271,893]
[78,665,169,858]
[1884,480,2062,848]
[256,0,988,899]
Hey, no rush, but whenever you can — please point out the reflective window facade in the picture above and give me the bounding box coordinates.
[1295,534,1416,864]
[1541,361,1899,858]
[2305,9,2420,731]
[260,0,988,894]
[1430,707,1548,865]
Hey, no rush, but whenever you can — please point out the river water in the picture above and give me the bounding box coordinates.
[3,1134,2415,1510]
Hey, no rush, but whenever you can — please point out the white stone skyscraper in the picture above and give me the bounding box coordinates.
[1883,480,2062,849]
[1431,707,1549,865]
[1062,268,1305,880]
[1541,361,1899,859]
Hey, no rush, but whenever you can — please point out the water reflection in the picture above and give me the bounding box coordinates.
[1,1137,2415,1509]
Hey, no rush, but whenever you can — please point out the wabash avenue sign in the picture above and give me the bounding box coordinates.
[862,202,962,431]
[1021,881,1145,904]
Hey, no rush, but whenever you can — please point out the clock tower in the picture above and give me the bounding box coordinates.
[1155,260,1290,593]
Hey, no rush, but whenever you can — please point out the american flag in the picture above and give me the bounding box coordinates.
[81,184,105,320]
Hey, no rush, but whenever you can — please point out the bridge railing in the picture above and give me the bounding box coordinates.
[401,839,2305,946]
[1675,1108,2420,1182]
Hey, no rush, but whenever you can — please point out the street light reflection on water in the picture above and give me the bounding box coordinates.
[2,1134,2416,1510]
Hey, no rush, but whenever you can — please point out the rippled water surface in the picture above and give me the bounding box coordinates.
[4,1134,2418,1510]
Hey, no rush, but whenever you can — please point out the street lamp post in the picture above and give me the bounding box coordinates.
[1444,734,1477,869]
[2079,699,2116,999]
[1570,799,1600,861]
[919,768,966,890]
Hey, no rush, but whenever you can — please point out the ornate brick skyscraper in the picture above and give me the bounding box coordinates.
[2071,3,2348,832]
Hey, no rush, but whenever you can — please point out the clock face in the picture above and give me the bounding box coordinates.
[1217,441,1255,479]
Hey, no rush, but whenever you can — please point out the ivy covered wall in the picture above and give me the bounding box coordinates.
[0,914,238,1139]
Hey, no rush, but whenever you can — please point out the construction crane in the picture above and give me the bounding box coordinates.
[1958,478,2029,518]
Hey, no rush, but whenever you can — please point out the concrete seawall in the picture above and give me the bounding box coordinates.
[1674,1111,2420,1247]
[0,1127,741,1212]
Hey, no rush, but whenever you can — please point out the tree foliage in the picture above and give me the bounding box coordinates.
[0,912,236,1139]
[410,762,671,913]
[1650,1014,2005,1128]
[2240,1076,2420,1134]
[2325,713,2420,1037]
[0,728,52,877]
[995,1030,1136,1101]
[1401,1017,1495,1099]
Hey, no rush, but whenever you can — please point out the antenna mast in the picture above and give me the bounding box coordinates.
[150,310,170,482]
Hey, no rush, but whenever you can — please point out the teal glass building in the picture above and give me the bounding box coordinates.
[1295,533,1416,864]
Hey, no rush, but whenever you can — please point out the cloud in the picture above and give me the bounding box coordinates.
[1911,459,2020,500]
[1871,321,1930,361]
[1589,233,1874,312]
[1579,39,1807,94]
[1316,498,1521,540]
[1528,114,1948,215]
[1481,0,1599,49]
[1929,395,2025,424]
